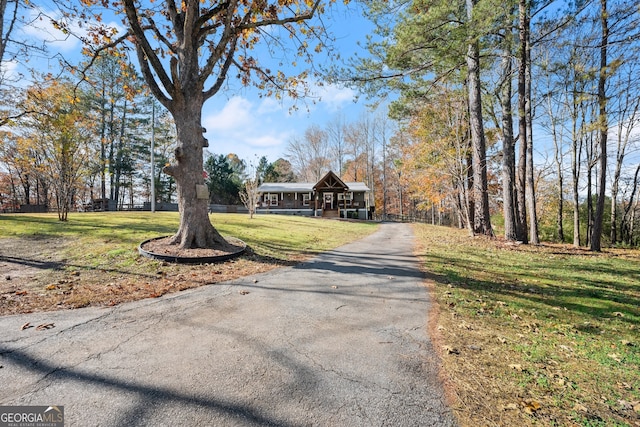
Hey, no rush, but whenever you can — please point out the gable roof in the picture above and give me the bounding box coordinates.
[313,171,347,191]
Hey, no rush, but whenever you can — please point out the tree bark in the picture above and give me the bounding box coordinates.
[500,45,517,241]
[516,0,529,244]
[591,0,608,251]
[524,17,539,244]
[164,101,227,249]
[465,0,492,236]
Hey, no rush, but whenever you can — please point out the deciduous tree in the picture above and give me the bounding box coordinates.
[76,0,328,249]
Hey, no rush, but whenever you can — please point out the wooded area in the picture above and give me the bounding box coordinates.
[1,0,640,249]
[342,0,640,249]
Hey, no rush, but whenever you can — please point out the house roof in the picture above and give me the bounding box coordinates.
[258,182,315,192]
[257,171,370,193]
[313,170,347,191]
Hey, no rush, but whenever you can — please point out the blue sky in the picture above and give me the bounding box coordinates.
[13,1,376,165]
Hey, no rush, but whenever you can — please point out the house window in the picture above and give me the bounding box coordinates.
[269,194,278,206]
[302,193,310,206]
[338,192,353,206]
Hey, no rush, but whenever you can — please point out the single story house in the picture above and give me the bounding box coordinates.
[256,171,372,219]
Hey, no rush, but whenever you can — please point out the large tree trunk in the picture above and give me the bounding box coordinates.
[465,0,493,236]
[164,99,227,249]
[465,142,475,235]
[516,0,529,244]
[524,21,539,244]
[500,45,517,241]
[591,0,608,251]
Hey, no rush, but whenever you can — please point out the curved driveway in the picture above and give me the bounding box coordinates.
[0,222,455,426]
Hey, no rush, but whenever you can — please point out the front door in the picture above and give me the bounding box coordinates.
[323,193,334,210]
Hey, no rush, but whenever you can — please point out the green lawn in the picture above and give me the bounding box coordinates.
[414,223,640,427]
[0,212,378,313]
[0,211,378,267]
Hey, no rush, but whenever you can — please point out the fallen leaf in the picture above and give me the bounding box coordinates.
[607,353,622,362]
[444,346,460,355]
[521,399,541,414]
[15,290,27,296]
[45,284,57,291]
[573,403,588,412]
[21,322,32,330]
[621,340,634,346]
[239,290,250,295]
[36,323,55,331]
[511,313,522,320]
[498,337,507,344]
[509,364,524,371]
[612,312,624,317]
[458,322,472,330]
[501,403,519,411]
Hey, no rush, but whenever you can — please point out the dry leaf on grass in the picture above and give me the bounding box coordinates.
[444,346,460,355]
[21,322,31,330]
[501,403,519,411]
[607,353,622,362]
[573,403,588,412]
[521,399,541,414]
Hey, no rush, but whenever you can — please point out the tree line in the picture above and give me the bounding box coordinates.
[333,0,640,250]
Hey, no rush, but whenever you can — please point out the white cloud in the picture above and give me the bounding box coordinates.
[246,132,292,148]
[203,96,296,161]
[204,96,254,131]
[309,82,356,112]
[0,60,20,81]
[257,97,285,115]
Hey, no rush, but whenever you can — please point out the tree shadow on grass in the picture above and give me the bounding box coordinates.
[421,251,640,328]
[0,255,64,271]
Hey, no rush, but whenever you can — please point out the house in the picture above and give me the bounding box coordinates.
[256,171,372,219]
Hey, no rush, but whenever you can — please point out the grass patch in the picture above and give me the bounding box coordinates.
[0,212,378,314]
[414,224,640,427]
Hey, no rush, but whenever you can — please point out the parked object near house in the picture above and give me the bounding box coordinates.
[257,171,371,219]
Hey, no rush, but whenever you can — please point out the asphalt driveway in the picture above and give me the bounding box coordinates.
[0,222,456,426]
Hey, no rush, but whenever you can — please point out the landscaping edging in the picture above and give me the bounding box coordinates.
[138,236,246,264]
